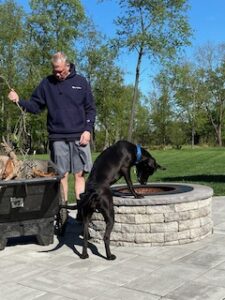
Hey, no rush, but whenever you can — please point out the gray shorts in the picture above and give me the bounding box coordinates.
[50,141,93,175]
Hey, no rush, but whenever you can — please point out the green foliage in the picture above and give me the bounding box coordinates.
[133,98,152,145]
[150,47,225,148]
[194,43,225,146]
[0,0,87,152]
[115,0,192,57]
[79,31,132,148]
[167,122,187,148]
[0,0,25,143]
[28,0,85,54]
[0,0,224,152]
[171,62,207,146]
[94,79,132,148]
[150,71,173,146]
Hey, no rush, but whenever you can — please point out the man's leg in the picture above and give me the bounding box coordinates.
[74,171,85,221]
[50,140,69,203]
[74,171,85,200]
[61,172,69,202]
[56,172,69,234]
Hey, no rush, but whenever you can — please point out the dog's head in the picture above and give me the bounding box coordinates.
[136,156,165,185]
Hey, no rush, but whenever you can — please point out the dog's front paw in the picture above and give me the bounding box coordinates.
[107,254,116,260]
[134,193,144,199]
[80,253,89,259]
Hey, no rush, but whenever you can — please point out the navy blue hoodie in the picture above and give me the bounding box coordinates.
[18,64,96,140]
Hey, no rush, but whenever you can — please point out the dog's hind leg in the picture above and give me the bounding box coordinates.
[80,212,92,259]
[100,198,116,260]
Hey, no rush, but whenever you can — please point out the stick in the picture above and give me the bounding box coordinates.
[0,74,12,90]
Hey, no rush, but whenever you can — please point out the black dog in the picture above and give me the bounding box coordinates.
[61,140,164,260]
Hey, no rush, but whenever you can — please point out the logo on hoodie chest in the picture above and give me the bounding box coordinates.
[72,86,82,90]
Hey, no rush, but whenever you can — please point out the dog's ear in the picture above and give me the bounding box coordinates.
[146,157,156,169]
[147,158,166,171]
[156,163,166,170]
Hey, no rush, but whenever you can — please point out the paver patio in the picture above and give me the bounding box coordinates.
[0,196,225,300]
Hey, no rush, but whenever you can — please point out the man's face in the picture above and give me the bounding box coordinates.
[52,61,70,81]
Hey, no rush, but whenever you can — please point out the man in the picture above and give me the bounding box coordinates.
[8,52,96,213]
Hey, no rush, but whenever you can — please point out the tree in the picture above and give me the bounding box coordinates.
[77,24,129,148]
[168,121,187,149]
[109,0,192,141]
[172,63,206,147]
[0,0,25,144]
[93,52,125,148]
[26,0,85,76]
[150,72,173,146]
[195,43,225,146]
[204,63,225,146]
[133,97,152,146]
[77,18,106,83]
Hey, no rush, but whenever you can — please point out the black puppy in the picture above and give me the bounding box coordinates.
[61,140,163,260]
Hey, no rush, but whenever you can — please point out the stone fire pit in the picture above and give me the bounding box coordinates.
[89,183,213,246]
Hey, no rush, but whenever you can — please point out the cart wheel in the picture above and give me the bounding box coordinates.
[55,208,68,236]
[36,234,53,246]
[0,238,7,250]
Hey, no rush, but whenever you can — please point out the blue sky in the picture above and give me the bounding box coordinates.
[16,0,225,95]
[82,0,225,95]
[81,0,225,47]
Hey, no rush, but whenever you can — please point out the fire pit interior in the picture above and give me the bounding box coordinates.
[112,184,193,196]
[89,183,213,247]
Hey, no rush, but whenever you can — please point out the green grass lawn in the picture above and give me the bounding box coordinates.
[31,147,225,199]
[149,147,225,196]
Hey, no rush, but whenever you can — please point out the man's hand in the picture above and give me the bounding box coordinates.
[8,89,19,103]
[80,131,91,146]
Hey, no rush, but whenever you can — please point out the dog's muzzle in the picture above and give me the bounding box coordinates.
[138,177,147,185]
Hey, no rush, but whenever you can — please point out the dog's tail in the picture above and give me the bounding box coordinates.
[59,190,98,211]
[83,191,99,210]
[59,203,78,210]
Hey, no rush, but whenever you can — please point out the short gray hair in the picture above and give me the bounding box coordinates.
[51,52,70,65]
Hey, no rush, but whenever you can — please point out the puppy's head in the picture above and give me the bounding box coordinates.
[136,156,165,185]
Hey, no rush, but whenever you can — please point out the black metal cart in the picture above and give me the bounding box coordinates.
[0,160,67,250]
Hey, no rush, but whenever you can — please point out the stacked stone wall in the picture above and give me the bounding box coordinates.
[89,193,213,246]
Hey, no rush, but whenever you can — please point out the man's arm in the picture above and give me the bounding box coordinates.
[8,81,46,114]
[79,80,96,146]
[84,81,96,132]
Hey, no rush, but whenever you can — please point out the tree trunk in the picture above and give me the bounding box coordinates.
[104,127,109,150]
[216,125,222,147]
[206,106,223,147]
[128,46,143,142]
[6,117,11,142]
[191,126,195,148]
[1,96,4,141]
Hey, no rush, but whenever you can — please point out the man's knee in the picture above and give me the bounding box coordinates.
[75,171,84,179]
[61,172,69,182]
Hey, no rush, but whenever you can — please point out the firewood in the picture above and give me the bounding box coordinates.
[1,137,18,161]
[1,137,23,179]
[0,139,56,180]
[32,168,56,178]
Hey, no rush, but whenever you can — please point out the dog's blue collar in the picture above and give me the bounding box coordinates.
[135,144,142,164]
